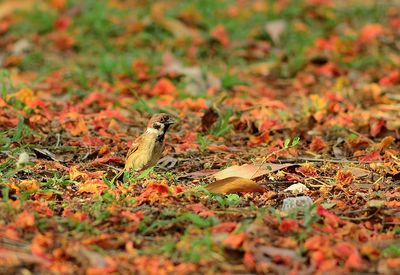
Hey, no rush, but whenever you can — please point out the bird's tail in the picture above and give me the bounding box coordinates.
[114,169,125,184]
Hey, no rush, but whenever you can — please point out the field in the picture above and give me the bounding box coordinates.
[1,0,400,274]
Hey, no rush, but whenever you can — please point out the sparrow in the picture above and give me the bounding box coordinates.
[116,113,174,180]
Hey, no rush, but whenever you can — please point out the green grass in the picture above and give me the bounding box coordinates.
[5,0,392,94]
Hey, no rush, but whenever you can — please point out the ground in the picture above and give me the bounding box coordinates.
[1,0,400,274]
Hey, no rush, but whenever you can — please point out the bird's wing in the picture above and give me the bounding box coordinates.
[116,136,143,180]
[126,135,142,160]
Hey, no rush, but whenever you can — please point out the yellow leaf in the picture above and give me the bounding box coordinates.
[14,88,34,105]
[71,117,89,136]
[205,177,264,194]
[78,179,108,194]
[0,1,47,20]
[15,211,35,229]
[19,180,39,192]
[70,166,105,182]
[4,182,20,196]
[376,136,395,152]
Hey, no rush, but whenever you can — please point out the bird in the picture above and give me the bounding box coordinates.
[115,113,175,181]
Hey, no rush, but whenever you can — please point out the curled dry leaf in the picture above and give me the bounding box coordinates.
[201,108,219,132]
[376,136,395,152]
[212,163,295,180]
[265,20,287,44]
[205,177,265,194]
[33,148,61,162]
[157,156,178,169]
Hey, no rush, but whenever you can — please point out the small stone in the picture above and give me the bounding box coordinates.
[282,196,313,211]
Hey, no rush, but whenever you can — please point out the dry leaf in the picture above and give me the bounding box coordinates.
[157,156,178,169]
[212,163,294,180]
[77,246,108,267]
[253,245,302,263]
[284,183,309,195]
[210,24,230,48]
[178,170,218,180]
[0,1,47,19]
[376,136,395,152]
[366,200,385,208]
[265,20,286,44]
[12,39,31,55]
[151,3,194,39]
[33,148,61,162]
[0,251,49,265]
[201,108,219,132]
[343,167,369,179]
[205,177,265,194]
[19,180,39,192]
[162,52,221,94]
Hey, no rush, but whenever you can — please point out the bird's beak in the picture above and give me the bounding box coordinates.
[166,117,175,125]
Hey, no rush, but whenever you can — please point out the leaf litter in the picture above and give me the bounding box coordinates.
[0,0,400,274]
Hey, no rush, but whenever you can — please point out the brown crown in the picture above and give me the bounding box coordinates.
[147,113,174,127]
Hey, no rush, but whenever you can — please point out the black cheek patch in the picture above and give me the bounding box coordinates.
[153,123,161,130]
[156,133,165,143]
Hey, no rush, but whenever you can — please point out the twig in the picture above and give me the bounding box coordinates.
[373,176,383,185]
[250,144,296,179]
[304,177,331,188]
[340,208,379,221]
[100,164,122,173]
[279,156,384,163]
[55,133,61,148]
[0,237,29,247]
[258,180,297,185]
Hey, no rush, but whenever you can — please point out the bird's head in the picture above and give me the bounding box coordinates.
[147,113,175,133]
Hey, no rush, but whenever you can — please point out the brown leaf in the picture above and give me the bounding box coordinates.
[178,170,218,180]
[253,245,302,263]
[251,245,303,274]
[77,246,108,267]
[151,3,194,39]
[0,250,49,265]
[157,156,178,169]
[205,177,265,194]
[201,108,219,132]
[343,167,369,179]
[161,52,221,94]
[212,163,295,180]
